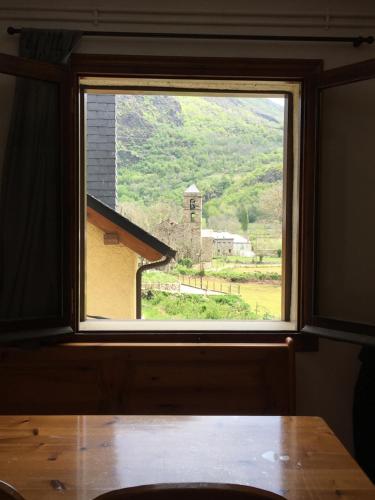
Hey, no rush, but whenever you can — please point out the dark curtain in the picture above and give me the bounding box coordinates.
[353,346,375,483]
[0,29,81,320]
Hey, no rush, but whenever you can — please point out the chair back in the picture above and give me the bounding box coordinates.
[0,481,25,500]
[93,483,286,500]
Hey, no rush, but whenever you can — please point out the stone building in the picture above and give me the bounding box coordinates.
[202,230,254,258]
[182,184,203,261]
[155,184,254,263]
[154,184,211,263]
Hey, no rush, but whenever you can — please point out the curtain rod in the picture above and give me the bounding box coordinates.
[7,26,374,47]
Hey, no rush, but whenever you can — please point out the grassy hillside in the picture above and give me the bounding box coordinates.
[116,94,284,232]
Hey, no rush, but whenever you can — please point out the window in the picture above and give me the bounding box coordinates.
[79,74,301,332]
[4,53,374,344]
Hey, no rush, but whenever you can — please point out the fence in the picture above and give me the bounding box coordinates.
[180,275,240,295]
[142,282,180,292]
[142,277,241,295]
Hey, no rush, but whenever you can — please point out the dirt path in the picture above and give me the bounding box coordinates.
[180,284,224,295]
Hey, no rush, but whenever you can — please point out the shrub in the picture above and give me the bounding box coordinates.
[172,266,281,282]
[177,257,193,268]
[172,265,201,276]
[206,269,281,282]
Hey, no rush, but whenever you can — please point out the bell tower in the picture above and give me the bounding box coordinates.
[183,184,202,226]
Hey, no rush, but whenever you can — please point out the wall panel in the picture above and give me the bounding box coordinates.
[0,343,293,415]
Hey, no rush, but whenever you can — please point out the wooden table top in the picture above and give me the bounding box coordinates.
[0,415,373,500]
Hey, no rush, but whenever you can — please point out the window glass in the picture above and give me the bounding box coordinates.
[84,90,287,323]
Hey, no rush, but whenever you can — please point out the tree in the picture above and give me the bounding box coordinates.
[257,183,283,223]
[118,200,183,234]
[237,205,248,232]
[208,214,242,234]
[118,201,148,229]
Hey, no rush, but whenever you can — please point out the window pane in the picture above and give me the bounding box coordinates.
[317,79,375,325]
[85,91,285,322]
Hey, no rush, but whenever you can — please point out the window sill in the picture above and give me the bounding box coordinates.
[80,319,297,332]
[74,321,317,351]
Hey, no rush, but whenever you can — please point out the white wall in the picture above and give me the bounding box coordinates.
[297,339,361,453]
[1,0,375,67]
[1,0,373,454]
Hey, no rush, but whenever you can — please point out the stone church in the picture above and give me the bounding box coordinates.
[154,184,213,264]
[154,184,254,264]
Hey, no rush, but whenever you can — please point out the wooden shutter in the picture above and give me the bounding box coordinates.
[0,53,75,342]
[302,59,375,344]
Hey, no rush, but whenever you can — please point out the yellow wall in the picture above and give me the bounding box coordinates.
[86,222,138,319]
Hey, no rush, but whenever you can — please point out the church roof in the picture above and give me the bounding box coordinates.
[185,184,200,194]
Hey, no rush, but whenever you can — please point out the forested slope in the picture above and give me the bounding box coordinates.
[116,94,284,231]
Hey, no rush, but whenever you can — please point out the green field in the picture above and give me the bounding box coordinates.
[179,275,281,319]
[143,270,178,284]
[142,291,269,320]
[230,266,281,274]
[141,267,281,320]
[238,282,281,319]
[211,256,281,268]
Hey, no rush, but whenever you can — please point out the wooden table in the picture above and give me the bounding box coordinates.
[0,416,373,499]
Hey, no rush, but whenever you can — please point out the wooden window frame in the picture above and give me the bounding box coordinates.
[0,53,74,340]
[302,59,375,345]
[3,54,374,349]
[62,54,322,350]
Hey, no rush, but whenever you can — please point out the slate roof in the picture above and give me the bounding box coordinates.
[86,94,117,209]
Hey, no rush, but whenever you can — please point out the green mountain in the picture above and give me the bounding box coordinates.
[116,94,284,231]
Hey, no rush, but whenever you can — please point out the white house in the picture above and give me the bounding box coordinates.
[201,229,254,258]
